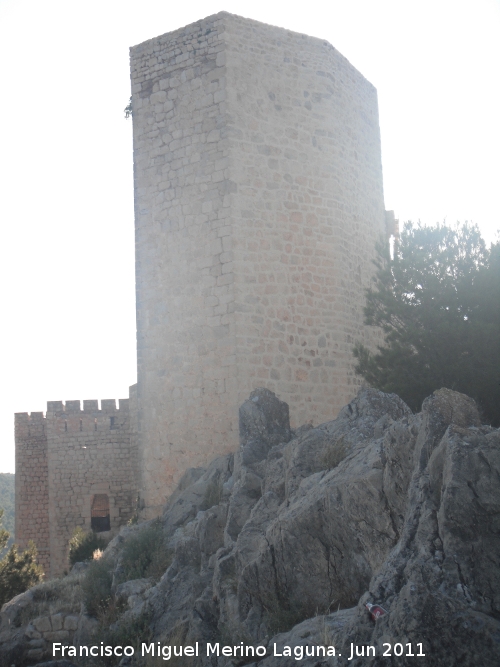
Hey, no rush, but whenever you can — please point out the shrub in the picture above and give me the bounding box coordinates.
[0,478,14,556]
[0,540,44,607]
[322,436,347,470]
[259,588,311,637]
[127,494,141,525]
[78,610,152,667]
[119,520,171,583]
[81,555,114,617]
[265,604,307,636]
[0,509,44,606]
[69,526,107,566]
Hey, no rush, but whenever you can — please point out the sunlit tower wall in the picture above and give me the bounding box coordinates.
[130,12,388,516]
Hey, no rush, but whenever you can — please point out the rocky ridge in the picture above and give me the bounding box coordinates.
[1,387,499,666]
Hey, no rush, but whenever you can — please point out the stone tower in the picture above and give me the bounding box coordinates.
[130,12,389,516]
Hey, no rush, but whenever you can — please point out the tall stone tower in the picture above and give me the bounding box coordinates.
[130,12,388,516]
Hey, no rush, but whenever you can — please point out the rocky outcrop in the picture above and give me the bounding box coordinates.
[0,572,97,666]
[1,387,499,666]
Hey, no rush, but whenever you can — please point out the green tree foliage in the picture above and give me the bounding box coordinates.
[0,509,44,606]
[81,556,114,617]
[68,526,107,567]
[124,96,132,119]
[0,474,14,535]
[0,473,15,556]
[354,222,500,425]
[0,509,8,554]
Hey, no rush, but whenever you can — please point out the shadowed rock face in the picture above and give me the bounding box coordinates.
[239,388,292,466]
[153,387,499,667]
[1,388,499,667]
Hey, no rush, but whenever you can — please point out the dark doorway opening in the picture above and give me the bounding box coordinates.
[91,494,110,532]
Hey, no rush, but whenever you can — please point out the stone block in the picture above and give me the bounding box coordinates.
[27,648,44,660]
[63,614,79,631]
[27,638,46,648]
[33,616,52,633]
[50,613,63,630]
[44,629,70,641]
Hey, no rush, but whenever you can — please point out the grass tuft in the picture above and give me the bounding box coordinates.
[322,436,347,470]
[69,526,108,567]
[119,519,172,583]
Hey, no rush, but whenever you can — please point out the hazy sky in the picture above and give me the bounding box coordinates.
[0,0,498,473]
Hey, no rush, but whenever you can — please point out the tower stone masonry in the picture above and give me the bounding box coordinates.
[15,11,393,574]
[131,12,389,516]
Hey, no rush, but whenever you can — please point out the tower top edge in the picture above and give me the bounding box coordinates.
[128,11,373,87]
[130,11,337,51]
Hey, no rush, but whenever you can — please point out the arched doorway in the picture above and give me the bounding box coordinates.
[91,494,110,532]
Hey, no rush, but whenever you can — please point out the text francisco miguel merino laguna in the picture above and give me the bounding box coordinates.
[53,641,426,660]
[54,641,343,661]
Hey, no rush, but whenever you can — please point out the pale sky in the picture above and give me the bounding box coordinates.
[0,0,499,473]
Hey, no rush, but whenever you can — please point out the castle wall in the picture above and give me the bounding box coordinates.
[130,12,387,515]
[45,399,137,577]
[15,412,50,573]
[15,397,138,578]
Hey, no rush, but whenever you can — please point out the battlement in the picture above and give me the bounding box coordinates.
[42,398,130,435]
[15,411,46,438]
[16,399,130,438]
[15,411,46,421]
[46,398,129,414]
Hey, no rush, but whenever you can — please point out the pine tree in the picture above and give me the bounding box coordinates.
[354,222,500,425]
[0,509,8,554]
[0,509,44,606]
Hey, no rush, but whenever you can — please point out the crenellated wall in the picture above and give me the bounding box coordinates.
[15,394,138,577]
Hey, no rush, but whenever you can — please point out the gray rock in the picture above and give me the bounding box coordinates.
[63,615,79,631]
[239,388,292,463]
[0,589,33,628]
[2,387,498,667]
[283,389,412,497]
[70,561,89,574]
[163,455,233,535]
[333,388,499,666]
[33,615,52,633]
[224,467,263,543]
[115,577,153,610]
[50,613,64,631]
[24,623,42,639]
